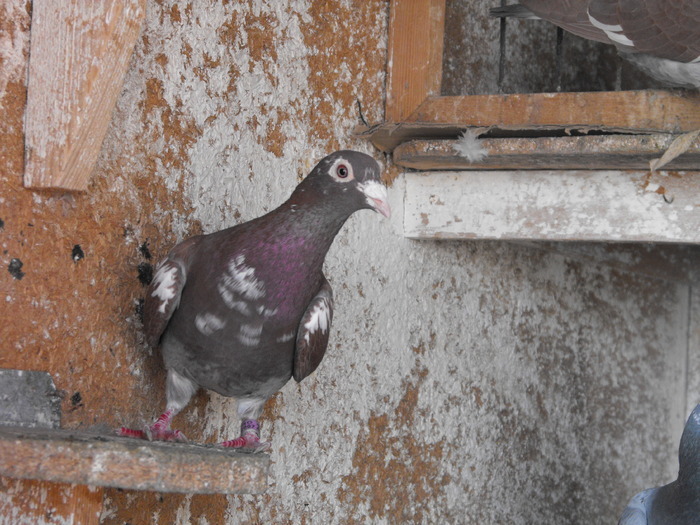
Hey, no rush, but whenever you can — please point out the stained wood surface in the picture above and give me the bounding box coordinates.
[409,91,700,132]
[363,91,700,153]
[401,170,700,242]
[24,0,146,191]
[394,134,700,171]
[0,427,269,495]
[385,0,446,121]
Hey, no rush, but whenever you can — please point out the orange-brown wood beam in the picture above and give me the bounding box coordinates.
[385,0,446,122]
[408,91,700,133]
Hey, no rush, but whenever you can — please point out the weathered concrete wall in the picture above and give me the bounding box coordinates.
[1,1,697,523]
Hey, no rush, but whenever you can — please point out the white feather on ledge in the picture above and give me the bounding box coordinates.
[453,130,488,163]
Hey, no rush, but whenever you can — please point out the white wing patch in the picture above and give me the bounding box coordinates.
[195,312,226,336]
[303,300,330,343]
[276,331,295,343]
[257,305,278,318]
[218,255,265,312]
[230,255,265,299]
[587,11,634,47]
[238,323,263,346]
[151,262,180,314]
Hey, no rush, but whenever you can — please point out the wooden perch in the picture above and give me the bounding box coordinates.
[0,427,270,495]
[408,91,700,132]
[394,134,700,171]
[24,0,146,191]
[0,369,268,525]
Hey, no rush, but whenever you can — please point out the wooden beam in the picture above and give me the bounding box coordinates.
[356,122,477,152]
[407,91,700,133]
[385,0,446,122]
[0,427,269,495]
[24,0,146,191]
[394,134,700,171]
[401,170,700,242]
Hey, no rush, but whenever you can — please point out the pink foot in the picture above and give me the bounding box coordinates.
[117,408,187,443]
[117,426,187,442]
[219,419,270,453]
[220,433,271,453]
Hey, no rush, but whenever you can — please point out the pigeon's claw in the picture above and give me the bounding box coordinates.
[145,427,188,443]
[117,425,188,443]
[117,408,187,443]
[219,419,271,453]
[219,433,271,453]
[117,427,147,439]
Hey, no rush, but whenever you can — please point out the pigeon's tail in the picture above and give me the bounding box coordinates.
[489,5,540,19]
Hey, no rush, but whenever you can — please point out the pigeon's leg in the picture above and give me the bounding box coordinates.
[220,398,271,453]
[118,369,197,442]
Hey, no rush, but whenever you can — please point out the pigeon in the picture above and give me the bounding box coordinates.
[119,151,390,452]
[618,404,700,524]
[491,0,700,88]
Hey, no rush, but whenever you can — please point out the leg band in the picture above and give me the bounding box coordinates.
[242,419,260,432]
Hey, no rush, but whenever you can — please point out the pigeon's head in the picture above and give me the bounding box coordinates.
[299,150,391,218]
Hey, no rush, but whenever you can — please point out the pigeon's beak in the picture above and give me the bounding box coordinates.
[360,181,391,218]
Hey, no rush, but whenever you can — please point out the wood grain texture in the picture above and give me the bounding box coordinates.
[408,91,700,132]
[24,0,146,191]
[394,134,700,170]
[401,170,700,242]
[385,0,446,121]
[0,427,269,495]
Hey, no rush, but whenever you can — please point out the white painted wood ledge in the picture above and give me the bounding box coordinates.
[394,170,700,243]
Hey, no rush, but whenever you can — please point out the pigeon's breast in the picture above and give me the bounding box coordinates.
[161,247,321,397]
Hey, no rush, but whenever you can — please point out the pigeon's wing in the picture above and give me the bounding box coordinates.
[520,0,614,44]
[617,507,646,525]
[590,0,700,62]
[142,237,199,347]
[617,488,655,525]
[293,277,334,383]
[627,0,700,62]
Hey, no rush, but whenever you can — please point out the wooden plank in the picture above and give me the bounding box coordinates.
[0,427,269,495]
[407,91,700,133]
[0,370,103,523]
[401,170,700,242]
[24,0,146,191]
[355,122,479,153]
[385,0,446,121]
[394,134,700,171]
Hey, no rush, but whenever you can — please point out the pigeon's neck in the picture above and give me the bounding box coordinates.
[241,190,353,278]
[279,198,349,253]
[284,185,357,238]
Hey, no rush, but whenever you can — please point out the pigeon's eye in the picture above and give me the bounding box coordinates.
[336,165,349,178]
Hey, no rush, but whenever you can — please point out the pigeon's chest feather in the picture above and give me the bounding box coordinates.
[186,236,324,327]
